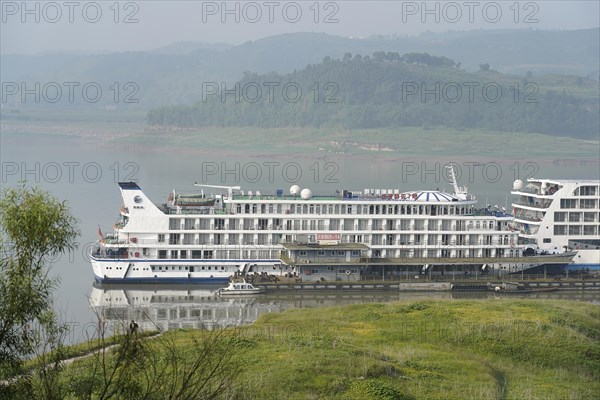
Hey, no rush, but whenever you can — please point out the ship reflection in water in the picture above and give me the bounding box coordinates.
[90,283,599,333]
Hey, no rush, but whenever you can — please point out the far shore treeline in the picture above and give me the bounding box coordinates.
[147,52,600,139]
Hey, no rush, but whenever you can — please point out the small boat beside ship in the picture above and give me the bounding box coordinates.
[215,281,265,296]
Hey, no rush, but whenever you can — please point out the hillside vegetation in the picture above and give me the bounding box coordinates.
[148,53,600,139]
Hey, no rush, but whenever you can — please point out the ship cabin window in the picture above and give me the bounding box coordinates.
[268,204,274,214]
[180,250,187,259]
[261,204,266,213]
[330,251,336,256]
[560,199,577,209]
[584,212,597,222]
[245,204,250,213]
[170,250,178,259]
[309,204,314,214]
[352,250,360,256]
[580,199,597,209]
[317,251,325,256]
[554,212,567,222]
[327,266,334,271]
[348,205,353,214]
[158,234,165,243]
[554,225,566,235]
[252,204,257,213]
[158,250,167,259]
[577,186,597,196]
[299,251,307,256]
[543,238,551,243]
[203,250,213,259]
[328,205,334,214]
[337,251,345,255]
[297,205,302,213]
[569,213,581,222]
[237,204,242,213]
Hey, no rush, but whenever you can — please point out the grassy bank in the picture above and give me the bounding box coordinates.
[2,110,599,160]
[35,299,598,399]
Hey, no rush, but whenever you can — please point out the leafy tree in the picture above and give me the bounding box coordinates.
[0,186,78,379]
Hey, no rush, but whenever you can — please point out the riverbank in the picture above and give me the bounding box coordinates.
[253,278,600,292]
[8,299,599,399]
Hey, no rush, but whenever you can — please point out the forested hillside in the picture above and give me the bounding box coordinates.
[148,53,599,139]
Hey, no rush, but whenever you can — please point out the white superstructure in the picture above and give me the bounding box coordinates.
[511,178,600,269]
[91,168,522,283]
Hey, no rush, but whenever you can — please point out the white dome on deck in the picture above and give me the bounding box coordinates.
[300,188,313,200]
[513,179,524,190]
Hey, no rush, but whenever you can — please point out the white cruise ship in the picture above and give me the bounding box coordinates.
[91,167,525,283]
[511,178,600,271]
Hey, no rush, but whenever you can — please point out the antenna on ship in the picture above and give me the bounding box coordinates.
[446,164,468,200]
[194,183,241,199]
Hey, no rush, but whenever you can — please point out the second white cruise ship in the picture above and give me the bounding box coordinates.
[511,177,600,271]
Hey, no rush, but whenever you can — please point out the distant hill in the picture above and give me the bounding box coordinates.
[1,29,598,111]
[147,54,600,139]
[149,41,232,55]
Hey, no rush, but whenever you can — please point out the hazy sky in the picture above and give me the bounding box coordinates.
[1,1,599,54]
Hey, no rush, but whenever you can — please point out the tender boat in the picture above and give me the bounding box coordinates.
[215,281,265,296]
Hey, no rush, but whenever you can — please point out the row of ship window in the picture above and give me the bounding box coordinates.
[232,203,475,216]
[167,219,502,231]
[559,199,598,209]
[298,250,361,256]
[553,225,599,235]
[554,212,599,222]
[150,265,229,272]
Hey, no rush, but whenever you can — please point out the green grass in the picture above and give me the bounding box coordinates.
[14,299,599,399]
[215,299,600,399]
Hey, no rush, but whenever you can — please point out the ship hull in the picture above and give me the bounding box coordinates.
[90,257,281,284]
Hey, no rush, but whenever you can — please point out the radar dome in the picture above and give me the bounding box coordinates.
[290,185,301,195]
[513,180,524,190]
[300,188,313,200]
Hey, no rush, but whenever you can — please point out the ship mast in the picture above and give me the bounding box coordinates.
[446,165,468,200]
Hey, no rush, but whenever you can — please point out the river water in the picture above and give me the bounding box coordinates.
[1,132,598,343]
